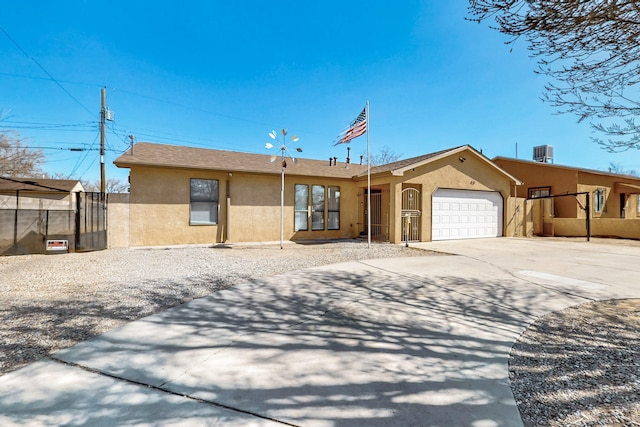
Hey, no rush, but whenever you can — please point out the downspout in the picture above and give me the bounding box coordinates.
[513,181,519,237]
[225,174,231,242]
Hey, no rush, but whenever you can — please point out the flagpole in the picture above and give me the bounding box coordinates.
[366,101,371,249]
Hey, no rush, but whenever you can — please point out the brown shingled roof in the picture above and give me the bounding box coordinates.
[114,142,368,179]
[114,142,520,184]
[365,146,464,176]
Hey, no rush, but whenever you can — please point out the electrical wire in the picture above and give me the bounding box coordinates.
[0,120,96,131]
[109,87,274,128]
[0,71,101,88]
[67,133,98,178]
[76,152,99,180]
[0,26,96,118]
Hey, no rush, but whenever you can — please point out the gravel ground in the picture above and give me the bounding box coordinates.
[0,241,430,376]
[510,299,640,426]
[1,240,638,426]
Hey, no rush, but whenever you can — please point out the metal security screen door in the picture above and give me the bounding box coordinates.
[401,187,421,241]
[370,190,383,239]
[362,188,389,240]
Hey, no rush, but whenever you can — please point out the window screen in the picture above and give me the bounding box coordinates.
[190,179,218,224]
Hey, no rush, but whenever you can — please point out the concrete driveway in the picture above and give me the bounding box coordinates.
[1,238,638,426]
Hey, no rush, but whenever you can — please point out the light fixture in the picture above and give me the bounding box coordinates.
[459,157,466,163]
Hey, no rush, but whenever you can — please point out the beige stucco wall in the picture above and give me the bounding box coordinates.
[629,194,640,220]
[127,167,224,246]
[362,148,517,244]
[494,158,580,218]
[553,218,640,239]
[124,165,361,246]
[576,172,639,220]
[107,193,130,248]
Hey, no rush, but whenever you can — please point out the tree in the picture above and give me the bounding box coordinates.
[468,0,640,152]
[0,131,44,177]
[607,161,638,176]
[368,146,402,166]
[81,178,129,193]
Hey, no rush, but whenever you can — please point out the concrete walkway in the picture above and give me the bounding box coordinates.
[1,238,639,426]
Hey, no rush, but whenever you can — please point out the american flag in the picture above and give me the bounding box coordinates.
[334,106,367,145]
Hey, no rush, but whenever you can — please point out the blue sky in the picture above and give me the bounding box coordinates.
[2,1,639,184]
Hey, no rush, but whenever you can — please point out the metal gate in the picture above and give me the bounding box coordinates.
[370,191,383,239]
[362,188,389,240]
[401,187,421,242]
[75,192,107,252]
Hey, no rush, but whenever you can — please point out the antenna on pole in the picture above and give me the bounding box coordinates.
[129,134,135,155]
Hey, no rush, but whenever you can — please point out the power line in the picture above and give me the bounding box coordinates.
[0,26,96,118]
[76,153,99,180]
[0,71,101,88]
[32,145,120,152]
[67,133,99,178]
[109,87,274,129]
[0,120,96,130]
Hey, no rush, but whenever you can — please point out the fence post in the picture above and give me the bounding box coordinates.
[74,192,81,251]
[585,192,591,242]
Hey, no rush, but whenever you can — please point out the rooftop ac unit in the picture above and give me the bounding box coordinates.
[533,145,554,163]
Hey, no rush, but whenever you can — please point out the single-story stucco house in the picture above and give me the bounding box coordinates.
[493,157,640,239]
[111,142,523,247]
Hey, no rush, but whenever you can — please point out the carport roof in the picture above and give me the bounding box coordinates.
[0,177,83,192]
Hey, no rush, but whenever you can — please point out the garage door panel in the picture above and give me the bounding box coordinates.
[432,189,503,241]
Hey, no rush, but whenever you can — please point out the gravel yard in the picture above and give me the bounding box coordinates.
[510,299,640,426]
[0,241,430,376]
[1,240,638,426]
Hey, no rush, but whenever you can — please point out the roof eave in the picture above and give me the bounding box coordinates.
[389,146,523,185]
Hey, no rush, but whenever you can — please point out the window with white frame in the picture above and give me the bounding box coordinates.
[594,188,606,214]
[190,179,218,225]
[528,186,551,199]
[328,186,340,230]
[312,185,325,230]
[637,195,640,215]
[294,184,309,231]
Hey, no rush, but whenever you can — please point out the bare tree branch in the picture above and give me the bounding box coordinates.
[365,146,403,166]
[468,0,640,151]
[0,130,44,177]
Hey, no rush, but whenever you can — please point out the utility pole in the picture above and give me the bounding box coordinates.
[100,87,106,196]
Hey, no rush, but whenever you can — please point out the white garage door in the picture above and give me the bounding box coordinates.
[432,189,503,241]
